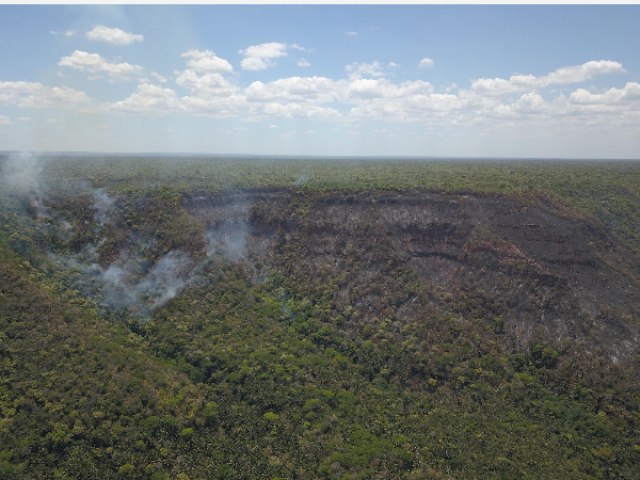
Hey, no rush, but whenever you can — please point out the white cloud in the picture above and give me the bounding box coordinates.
[181,49,233,73]
[240,42,289,70]
[418,57,434,69]
[50,30,75,37]
[345,31,358,37]
[0,81,91,109]
[246,76,336,103]
[181,94,247,117]
[346,61,386,79]
[150,71,167,83]
[0,115,11,125]
[58,50,143,80]
[405,93,463,112]
[111,83,181,113]
[470,77,519,96]
[471,60,625,96]
[512,92,549,114]
[240,57,270,71]
[86,25,144,45]
[173,49,238,105]
[298,58,311,68]
[347,78,432,100]
[569,82,640,106]
[541,60,625,87]
[252,102,339,119]
[176,70,237,97]
[23,51,636,143]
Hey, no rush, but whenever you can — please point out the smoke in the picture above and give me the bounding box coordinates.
[1,152,47,218]
[294,174,311,186]
[92,188,116,225]
[60,245,197,318]
[207,219,248,262]
[54,192,255,318]
[190,193,252,263]
[135,250,195,310]
[1,152,43,195]
[1,156,256,319]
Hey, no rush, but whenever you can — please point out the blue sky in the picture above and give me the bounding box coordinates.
[1,4,639,158]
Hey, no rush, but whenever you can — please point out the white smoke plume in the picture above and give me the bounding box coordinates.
[62,246,197,318]
[207,219,248,262]
[1,152,47,218]
[1,156,255,319]
[1,152,43,195]
[92,188,116,225]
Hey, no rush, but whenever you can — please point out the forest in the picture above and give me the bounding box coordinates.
[1,153,640,479]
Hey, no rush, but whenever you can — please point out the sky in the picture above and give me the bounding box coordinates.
[0,4,639,158]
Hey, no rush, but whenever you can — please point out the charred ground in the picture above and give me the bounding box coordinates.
[1,155,640,479]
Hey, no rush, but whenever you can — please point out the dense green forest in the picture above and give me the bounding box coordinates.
[1,154,640,479]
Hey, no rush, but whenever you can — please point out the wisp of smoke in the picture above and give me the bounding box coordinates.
[207,220,248,262]
[1,152,43,196]
[92,251,195,315]
[294,174,311,186]
[92,188,116,225]
[198,193,252,262]
[135,250,195,310]
[1,152,47,217]
[64,248,196,318]
[44,187,255,320]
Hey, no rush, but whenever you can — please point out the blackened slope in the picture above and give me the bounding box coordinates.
[244,189,640,365]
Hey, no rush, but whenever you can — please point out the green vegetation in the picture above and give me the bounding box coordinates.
[1,154,640,478]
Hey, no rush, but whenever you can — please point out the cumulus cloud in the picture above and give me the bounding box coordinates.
[471,77,519,96]
[298,58,311,68]
[347,78,432,99]
[471,60,625,96]
[174,50,237,102]
[109,79,243,117]
[240,42,289,70]
[86,25,144,45]
[181,94,246,117]
[569,82,640,106]
[111,83,181,113]
[242,76,341,119]
[511,92,549,114]
[418,57,434,69]
[347,83,460,121]
[176,70,237,97]
[92,54,635,131]
[0,81,91,109]
[246,76,336,103]
[58,50,143,80]
[346,61,387,79]
[405,93,463,112]
[541,60,625,87]
[181,49,233,73]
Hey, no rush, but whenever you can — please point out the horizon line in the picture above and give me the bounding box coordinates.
[2,150,639,162]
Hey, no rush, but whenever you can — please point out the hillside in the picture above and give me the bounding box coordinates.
[1,154,640,479]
